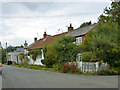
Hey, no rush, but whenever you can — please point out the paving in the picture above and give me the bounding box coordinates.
[2,65,118,88]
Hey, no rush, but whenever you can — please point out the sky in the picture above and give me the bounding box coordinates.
[0,0,112,48]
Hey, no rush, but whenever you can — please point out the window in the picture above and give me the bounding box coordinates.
[76,53,82,62]
[76,37,82,45]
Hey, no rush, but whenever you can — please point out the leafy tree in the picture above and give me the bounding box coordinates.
[81,2,120,67]
[79,21,92,28]
[42,36,79,67]
[6,46,16,53]
[98,2,120,24]
[53,36,79,63]
[42,45,58,68]
[0,48,6,64]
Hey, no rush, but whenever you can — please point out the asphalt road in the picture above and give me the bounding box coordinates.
[2,65,118,88]
[0,75,2,89]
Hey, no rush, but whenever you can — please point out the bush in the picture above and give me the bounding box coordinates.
[82,52,92,62]
[53,64,61,71]
[97,67,120,75]
[61,62,70,73]
[41,58,55,68]
[61,61,81,73]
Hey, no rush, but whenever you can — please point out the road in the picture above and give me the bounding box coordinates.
[2,65,118,88]
[0,75,2,89]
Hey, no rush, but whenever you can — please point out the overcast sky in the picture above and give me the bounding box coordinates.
[0,0,112,48]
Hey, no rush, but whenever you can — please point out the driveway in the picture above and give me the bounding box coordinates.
[2,65,118,88]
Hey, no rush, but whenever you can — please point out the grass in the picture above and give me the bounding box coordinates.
[9,64,120,75]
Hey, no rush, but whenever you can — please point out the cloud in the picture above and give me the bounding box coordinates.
[1,0,112,2]
[1,2,111,48]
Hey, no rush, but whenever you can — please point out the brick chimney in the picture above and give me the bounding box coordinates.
[43,31,47,39]
[34,37,37,42]
[68,23,73,32]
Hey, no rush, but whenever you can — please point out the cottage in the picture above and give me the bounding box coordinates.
[66,24,97,62]
[28,31,67,65]
[28,23,97,65]
[7,41,28,64]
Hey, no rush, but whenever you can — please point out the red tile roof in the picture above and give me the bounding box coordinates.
[28,32,67,50]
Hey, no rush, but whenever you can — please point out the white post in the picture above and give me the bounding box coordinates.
[96,62,99,72]
[86,63,87,72]
[80,61,82,72]
[83,62,84,73]
[89,62,90,73]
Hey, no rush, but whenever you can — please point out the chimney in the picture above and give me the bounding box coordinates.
[43,31,47,39]
[34,37,37,42]
[68,23,73,32]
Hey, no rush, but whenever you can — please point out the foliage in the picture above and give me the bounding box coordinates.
[98,2,120,24]
[0,48,7,64]
[81,2,120,67]
[6,46,16,53]
[82,52,96,62]
[19,53,25,64]
[28,49,41,64]
[53,36,79,63]
[78,21,92,28]
[42,36,79,67]
[42,45,58,68]
[24,56,30,65]
[53,64,61,71]
[97,67,120,75]
[61,61,81,73]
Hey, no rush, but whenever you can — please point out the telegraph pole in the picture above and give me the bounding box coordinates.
[6,42,7,61]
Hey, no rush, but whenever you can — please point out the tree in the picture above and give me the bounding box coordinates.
[0,48,6,64]
[43,45,58,68]
[53,36,79,63]
[42,36,79,67]
[6,46,16,53]
[81,2,120,67]
[98,2,120,24]
[79,21,92,28]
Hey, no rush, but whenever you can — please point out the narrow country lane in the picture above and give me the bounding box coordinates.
[2,65,118,88]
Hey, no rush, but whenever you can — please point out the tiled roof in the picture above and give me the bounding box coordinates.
[28,32,67,50]
[65,24,97,37]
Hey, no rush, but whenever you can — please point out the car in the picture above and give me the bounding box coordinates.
[0,63,2,74]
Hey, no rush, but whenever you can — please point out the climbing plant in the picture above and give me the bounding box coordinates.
[28,49,42,64]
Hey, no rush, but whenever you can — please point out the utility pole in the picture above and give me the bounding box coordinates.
[6,42,7,61]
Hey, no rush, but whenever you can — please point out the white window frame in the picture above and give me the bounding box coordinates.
[76,37,82,45]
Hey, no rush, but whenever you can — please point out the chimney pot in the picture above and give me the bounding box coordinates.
[34,37,37,42]
[68,23,73,32]
[43,31,47,39]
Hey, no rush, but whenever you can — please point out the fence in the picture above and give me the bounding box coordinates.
[77,61,108,73]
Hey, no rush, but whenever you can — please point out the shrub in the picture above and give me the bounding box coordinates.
[43,45,58,67]
[61,62,70,73]
[53,64,61,71]
[97,67,120,75]
[82,52,92,62]
[61,61,81,73]
[69,62,80,73]
[41,58,55,68]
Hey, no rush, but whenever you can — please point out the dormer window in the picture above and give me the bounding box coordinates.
[76,37,82,45]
